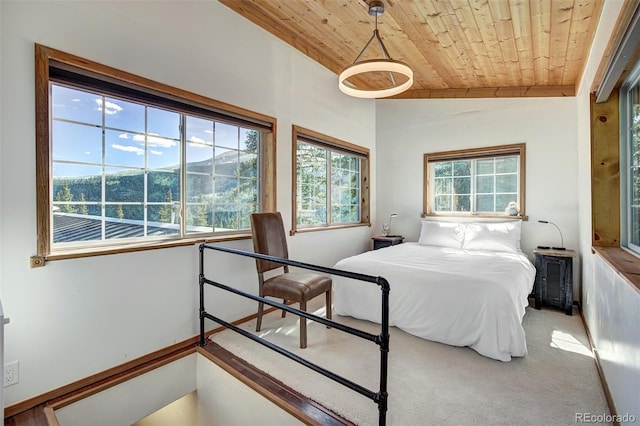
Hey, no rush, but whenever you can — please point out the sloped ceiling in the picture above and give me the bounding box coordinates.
[219,0,603,99]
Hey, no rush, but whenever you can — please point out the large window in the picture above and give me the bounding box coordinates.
[620,61,640,255]
[292,126,370,234]
[423,144,526,218]
[35,45,276,262]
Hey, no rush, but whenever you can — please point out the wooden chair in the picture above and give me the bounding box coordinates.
[250,212,332,348]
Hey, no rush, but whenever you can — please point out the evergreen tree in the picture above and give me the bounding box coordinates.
[239,130,258,178]
[77,193,88,215]
[54,181,75,213]
[159,189,173,223]
[191,195,209,226]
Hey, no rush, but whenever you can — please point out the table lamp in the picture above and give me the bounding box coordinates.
[538,220,565,250]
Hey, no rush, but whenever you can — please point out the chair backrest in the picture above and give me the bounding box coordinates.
[250,212,289,274]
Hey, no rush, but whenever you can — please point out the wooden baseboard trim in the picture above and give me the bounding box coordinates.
[4,338,199,419]
[49,345,197,412]
[3,303,289,420]
[578,308,619,426]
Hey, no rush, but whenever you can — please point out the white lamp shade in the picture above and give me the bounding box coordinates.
[339,59,414,99]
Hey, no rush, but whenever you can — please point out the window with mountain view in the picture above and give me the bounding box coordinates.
[423,144,526,218]
[291,126,370,234]
[51,84,261,244]
[35,45,276,260]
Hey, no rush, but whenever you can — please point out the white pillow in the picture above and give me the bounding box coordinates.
[418,220,466,248]
[462,221,522,253]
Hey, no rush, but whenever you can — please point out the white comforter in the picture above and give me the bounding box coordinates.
[332,243,536,361]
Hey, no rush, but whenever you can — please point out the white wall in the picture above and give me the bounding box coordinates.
[587,254,640,420]
[0,1,375,405]
[54,354,197,425]
[375,97,579,258]
[576,0,640,421]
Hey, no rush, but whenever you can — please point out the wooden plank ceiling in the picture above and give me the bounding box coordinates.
[219,0,603,99]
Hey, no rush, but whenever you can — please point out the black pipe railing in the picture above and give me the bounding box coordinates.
[198,243,391,425]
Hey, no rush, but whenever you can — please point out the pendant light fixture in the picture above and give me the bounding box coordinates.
[338,0,413,99]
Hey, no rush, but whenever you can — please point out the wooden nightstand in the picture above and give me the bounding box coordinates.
[533,248,576,315]
[372,235,404,250]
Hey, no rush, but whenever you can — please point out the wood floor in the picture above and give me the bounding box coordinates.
[4,341,352,426]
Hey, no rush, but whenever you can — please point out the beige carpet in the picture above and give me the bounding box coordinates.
[211,301,610,425]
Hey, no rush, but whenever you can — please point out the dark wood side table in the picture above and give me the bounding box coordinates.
[372,235,404,250]
[533,248,576,315]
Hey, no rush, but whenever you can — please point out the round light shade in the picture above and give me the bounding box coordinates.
[339,59,413,99]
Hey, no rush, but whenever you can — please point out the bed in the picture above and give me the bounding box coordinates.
[332,220,536,362]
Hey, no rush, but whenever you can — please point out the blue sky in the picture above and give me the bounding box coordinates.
[52,84,251,178]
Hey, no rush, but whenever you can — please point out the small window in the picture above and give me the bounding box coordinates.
[423,144,526,218]
[35,45,276,260]
[620,60,640,255]
[292,126,370,234]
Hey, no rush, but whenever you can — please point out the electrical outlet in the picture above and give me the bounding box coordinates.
[4,361,19,387]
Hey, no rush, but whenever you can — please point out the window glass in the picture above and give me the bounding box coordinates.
[330,152,360,223]
[296,142,328,226]
[184,124,260,234]
[52,85,102,125]
[622,81,640,252]
[424,146,524,217]
[50,83,263,246]
[292,126,369,232]
[52,121,102,164]
[104,97,145,133]
[476,174,494,193]
[147,107,180,140]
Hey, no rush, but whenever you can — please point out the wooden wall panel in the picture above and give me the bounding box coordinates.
[591,92,620,246]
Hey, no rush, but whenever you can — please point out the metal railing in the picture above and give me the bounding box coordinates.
[198,243,391,425]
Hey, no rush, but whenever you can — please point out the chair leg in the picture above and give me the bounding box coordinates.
[281,299,287,318]
[326,290,332,329]
[256,301,264,332]
[300,300,307,349]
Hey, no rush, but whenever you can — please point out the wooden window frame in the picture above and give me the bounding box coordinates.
[32,44,277,265]
[619,76,640,255]
[423,143,527,220]
[290,125,370,235]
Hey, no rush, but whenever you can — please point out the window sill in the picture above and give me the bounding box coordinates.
[421,213,528,221]
[290,222,371,236]
[592,246,640,294]
[31,233,252,267]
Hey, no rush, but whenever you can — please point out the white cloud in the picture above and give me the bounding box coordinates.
[187,141,210,149]
[190,135,205,143]
[132,133,177,148]
[149,149,163,156]
[119,133,130,139]
[112,144,144,156]
[95,98,123,115]
[72,98,81,103]
[204,130,214,134]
